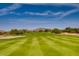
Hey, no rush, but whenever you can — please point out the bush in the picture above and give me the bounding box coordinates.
[52,28,62,34]
[64,27,79,33]
[9,29,26,35]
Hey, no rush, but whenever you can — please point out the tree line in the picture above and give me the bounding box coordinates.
[0,27,79,35]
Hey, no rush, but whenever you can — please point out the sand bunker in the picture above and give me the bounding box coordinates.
[61,33,79,36]
[0,36,25,39]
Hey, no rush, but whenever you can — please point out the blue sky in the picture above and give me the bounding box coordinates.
[0,3,79,30]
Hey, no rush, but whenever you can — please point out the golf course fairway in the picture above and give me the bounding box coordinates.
[0,32,79,56]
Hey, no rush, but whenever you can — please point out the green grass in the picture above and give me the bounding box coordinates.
[0,32,79,56]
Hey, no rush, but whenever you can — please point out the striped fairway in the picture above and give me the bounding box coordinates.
[28,38,43,56]
[43,36,78,55]
[0,32,79,56]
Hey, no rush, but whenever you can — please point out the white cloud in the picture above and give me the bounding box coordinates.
[53,12,63,15]
[58,9,79,20]
[23,10,63,16]
[10,10,63,16]
[7,7,79,20]
[0,4,22,16]
[24,11,48,16]
[9,12,21,15]
[53,3,79,20]
[26,3,79,17]
[0,3,78,19]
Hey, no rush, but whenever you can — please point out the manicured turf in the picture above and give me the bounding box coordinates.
[0,32,79,56]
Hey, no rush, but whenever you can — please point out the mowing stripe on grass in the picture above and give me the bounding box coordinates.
[47,36,79,46]
[47,36,79,47]
[0,32,79,56]
[28,37,43,56]
[38,37,62,56]
[10,37,32,56]
[60,37,79,46]
[0,40,18,51]
[41,37,77,56]
[0,37,27,56]
[59,36,79,44]
[57,35,79,41]
[0,39,17,47]
[47,35,79,44]
[0,37,26,51]
[46,36,79,55]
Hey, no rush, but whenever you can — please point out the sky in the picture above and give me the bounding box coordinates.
[0,3,79,30]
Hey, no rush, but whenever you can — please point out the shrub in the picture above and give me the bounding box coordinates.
[52,28,62,34]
